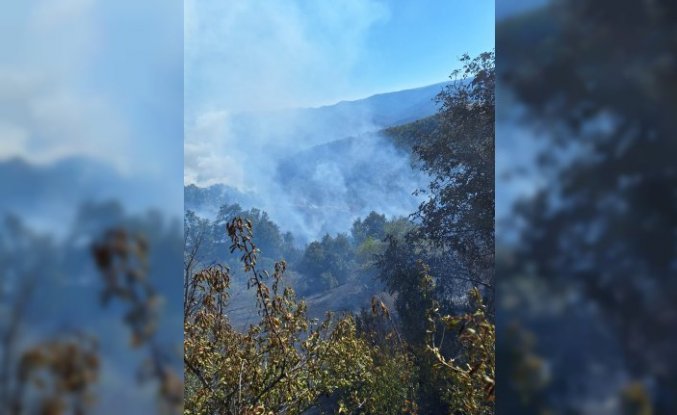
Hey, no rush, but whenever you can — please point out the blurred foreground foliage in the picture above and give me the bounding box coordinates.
[0,206,182,415]
[498,0,677,412]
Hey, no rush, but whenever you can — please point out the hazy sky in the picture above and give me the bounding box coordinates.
[0,0,183,187]
[185,1,495,188]
[0,0,494,195]
[185,0,495,117]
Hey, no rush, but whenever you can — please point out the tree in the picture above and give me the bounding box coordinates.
[297,233,356,293]
[185,210,215,285]
[245,209,284,259]
[351,212,387,246]
[428,288,495,415]
[183,218,416,414]
[412,51,495,293]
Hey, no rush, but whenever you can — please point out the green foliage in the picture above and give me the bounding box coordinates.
[384,116,441,152]
[428,288,495,415]
[185,204,300,269]
[297,233,355,294]
[377,237,437,346]
[373,52,496,414]
[346,299,419,415]
[184,218,415,415]
[296,213,411,296]
[351,211,387,246]
[383,217,415,241]
[355,236,384,269]
[412,51,495,291]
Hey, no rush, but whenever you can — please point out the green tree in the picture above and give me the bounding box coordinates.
[428,288,495,415]
[351,212,387,246]
[375,52,496,414]
[412,51,495,293]
[297,233,356,293]
[183,218,415,415]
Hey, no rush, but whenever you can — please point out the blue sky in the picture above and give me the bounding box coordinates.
[345,0,495,99]
[185,0,495,116]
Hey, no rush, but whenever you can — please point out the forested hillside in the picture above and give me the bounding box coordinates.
[184,51,495,414]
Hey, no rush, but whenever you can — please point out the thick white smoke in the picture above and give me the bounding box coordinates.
[185,0,435,241]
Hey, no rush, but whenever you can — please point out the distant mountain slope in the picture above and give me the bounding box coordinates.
[272,114,441,219]
[307,81,447,127]
[383,114,440,150]
[274,132,424,236]
[184,81,451,241]
[226,81,449,155]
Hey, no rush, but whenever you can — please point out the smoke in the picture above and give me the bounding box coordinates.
[185,107,430,242]
[0,0,127,168]
[184,0,392,188]
[185,0,435,242]
[272,133,428,242]
[1,0,182,183]
[184,0,390,116]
